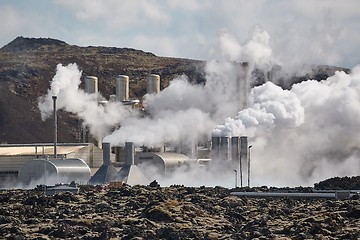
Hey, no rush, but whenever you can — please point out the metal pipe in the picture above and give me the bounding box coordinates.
[240,136,248,187]
[231,192,337,199]
[102,142,111,166]
[125,142,135,166]
[52,96,57,159]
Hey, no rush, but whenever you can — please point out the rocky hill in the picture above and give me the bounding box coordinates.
[0,37,350,144]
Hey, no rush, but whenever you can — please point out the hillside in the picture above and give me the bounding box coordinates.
[0,37,350,144]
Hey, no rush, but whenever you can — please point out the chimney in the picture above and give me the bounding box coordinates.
[85,76,98,94]
[125,142,135,166]
[147,74,160,94]
[220,136,231,161]
[231,136,240,162]
[116,75,129,101]
[211,136,221,160]
[102,142,111,166]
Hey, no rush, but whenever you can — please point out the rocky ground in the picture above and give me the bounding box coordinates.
[0,177,359,239]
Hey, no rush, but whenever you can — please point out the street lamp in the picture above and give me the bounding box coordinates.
[234,169,238,188]
[248,145,252,187]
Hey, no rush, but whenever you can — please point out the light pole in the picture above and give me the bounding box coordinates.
[52,96,57,159]
[239,154,243,187]
[234,169,238,188]
[248,145,252,187]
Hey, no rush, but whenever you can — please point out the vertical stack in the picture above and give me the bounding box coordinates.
[235,62,250,111]
[211,135,249,186]
[147,74,160,94]
[116,75,129,101]
[83,76,101,147]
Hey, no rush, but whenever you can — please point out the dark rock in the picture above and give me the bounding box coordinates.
[149,180,160,188]
[348,208,360,219]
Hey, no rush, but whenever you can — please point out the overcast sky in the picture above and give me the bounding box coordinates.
[1,0,359,68]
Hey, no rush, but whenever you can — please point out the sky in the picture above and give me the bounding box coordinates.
[1,0,360,68]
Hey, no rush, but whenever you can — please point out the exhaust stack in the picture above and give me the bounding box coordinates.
[211,136,221,161]
[89,142,118,185]
[220,137,231,161]
[147,74,160,94]
[114,142,149,186]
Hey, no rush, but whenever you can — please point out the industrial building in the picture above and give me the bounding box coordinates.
[0,143,102,187]
[135,152,191,173]
[18,158,91,186]
[0,62,251,188]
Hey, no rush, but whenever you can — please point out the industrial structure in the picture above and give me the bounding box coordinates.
[18,158,91,186]
[146,74,161,94]
[211,136,250,187]
[0,62,252,188]
[0,143,103,187]
[89,142,118,185]
[135,152,191,174]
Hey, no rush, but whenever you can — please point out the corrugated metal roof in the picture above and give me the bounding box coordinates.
[0,146,88,156]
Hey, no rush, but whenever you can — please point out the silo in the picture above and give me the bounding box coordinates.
[147,74,160,94]
[211,136,221,161]
[85,76,98,94]
[116,75,129,101]
[220,137,231,161]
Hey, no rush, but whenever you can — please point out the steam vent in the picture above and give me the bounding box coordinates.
[147,74,160,94]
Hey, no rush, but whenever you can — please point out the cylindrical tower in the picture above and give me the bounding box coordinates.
[231,136,240,162]
[83,76,99,147]
[241,62,250,109]
[116,75,129,101]
[220,137,231,161]
[125,142,135,166]
[211,136,221,161]
[102,142,111,166]
[240,136,248,174]
[85,76,98,94]
[147,74,160,94]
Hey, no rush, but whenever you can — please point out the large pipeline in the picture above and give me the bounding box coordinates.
[230,190,358,200]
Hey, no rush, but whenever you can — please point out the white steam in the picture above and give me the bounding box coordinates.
[37,24,360,188]
[38,63,136,140]
[217,25,273,67]
[213,66,360,187]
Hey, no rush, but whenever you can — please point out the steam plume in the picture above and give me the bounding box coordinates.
[38,63,136,140]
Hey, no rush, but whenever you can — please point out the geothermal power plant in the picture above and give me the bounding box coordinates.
[0,62,252,188]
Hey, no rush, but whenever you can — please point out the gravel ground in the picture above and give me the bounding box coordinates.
[0,178,359,239]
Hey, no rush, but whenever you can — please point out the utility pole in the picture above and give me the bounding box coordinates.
[239,154,243,187]
[52,96,57,159]
[234,169,238,188]
[248,145,252,187]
